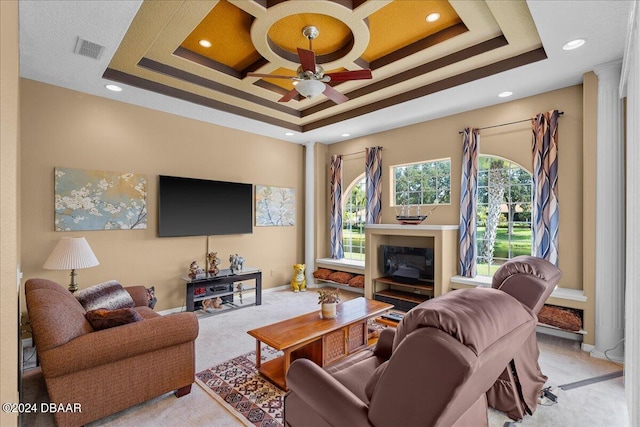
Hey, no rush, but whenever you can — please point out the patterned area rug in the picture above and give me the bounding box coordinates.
[196,346,285,427]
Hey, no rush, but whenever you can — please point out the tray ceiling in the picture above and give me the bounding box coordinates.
[103,0,546,134]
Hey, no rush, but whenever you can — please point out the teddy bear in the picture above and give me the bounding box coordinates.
[290,263,307,292]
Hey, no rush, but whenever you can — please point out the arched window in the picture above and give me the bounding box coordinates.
[476,155,532,276]
[342,175,366,261]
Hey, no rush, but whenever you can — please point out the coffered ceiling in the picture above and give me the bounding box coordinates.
[103,0,545,133]
[18,1,632,144]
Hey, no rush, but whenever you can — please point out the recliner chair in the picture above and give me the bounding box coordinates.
[486,255,562,420]
[284,287,538,427]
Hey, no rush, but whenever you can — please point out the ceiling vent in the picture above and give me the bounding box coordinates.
[74,37,104,60]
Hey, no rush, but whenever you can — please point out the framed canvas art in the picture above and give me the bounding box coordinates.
[54,167,147,231]
[255,185,295,226]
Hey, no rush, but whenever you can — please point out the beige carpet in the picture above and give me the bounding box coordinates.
[22,287,628,426]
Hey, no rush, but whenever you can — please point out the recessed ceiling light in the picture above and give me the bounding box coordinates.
[498,91,513,98]
[284,132,294,136]
[426,13,440,23]
[562,38,585,51]
[341,133,351,137]
[105,84,122,92]
[199,39,212,48]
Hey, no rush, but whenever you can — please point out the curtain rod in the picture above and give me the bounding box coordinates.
[457,111,564,134]
[340,147,383,157]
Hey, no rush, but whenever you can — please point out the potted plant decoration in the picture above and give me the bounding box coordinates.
[318,288,340,319]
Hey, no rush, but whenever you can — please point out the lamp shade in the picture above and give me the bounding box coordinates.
[43,237,100,270]
[296,79,324,98]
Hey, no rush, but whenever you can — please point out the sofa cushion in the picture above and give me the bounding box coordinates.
[85,307,143,330]
[75,280,135,311]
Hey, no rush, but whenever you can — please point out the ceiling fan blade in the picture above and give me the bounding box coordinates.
[247,73,296,80]
[322,84,348,104]
[278,88,300,102]
[297,48,317,73]
[325,69,373,82]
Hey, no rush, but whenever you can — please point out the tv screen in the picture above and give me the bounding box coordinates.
[381,245,434,284]
[158,175,253,237]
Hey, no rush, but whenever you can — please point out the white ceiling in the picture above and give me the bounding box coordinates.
[18,0,633,145]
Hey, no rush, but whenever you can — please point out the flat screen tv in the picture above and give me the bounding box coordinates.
[381,245,434,284]
[158,175,253,237]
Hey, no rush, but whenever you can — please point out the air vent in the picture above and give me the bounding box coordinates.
[74,37,104,60]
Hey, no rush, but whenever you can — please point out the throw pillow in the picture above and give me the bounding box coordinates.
[146,286,157,309]
[538,305,582,331]
[348,275,365,288]
[75,280,135,312]
[327,271,354,284]
[313,269,334,280]
[85,307,143,331]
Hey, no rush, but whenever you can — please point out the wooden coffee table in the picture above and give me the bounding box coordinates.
[247,297,392,390]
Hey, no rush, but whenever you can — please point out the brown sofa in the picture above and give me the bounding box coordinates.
[25,278,199,427]
[284,287,538,427]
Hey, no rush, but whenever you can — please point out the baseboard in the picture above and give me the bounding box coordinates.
[589,348,625,363]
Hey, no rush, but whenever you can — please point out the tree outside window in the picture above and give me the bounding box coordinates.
[342,176,366,261]
[393,159,451,206]
[476,156,532,276]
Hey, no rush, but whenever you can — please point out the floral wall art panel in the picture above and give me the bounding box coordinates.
[255,185,295,226]
[54,167,147,231]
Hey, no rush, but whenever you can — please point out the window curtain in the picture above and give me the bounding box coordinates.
[365,146,383,224]
[330,154,344,259]
[459,128,479,277]
[532,109,560,266]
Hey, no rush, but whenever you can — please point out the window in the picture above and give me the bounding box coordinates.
[392,159,451,206]
[342,176,366,261]
[476,156,532,276]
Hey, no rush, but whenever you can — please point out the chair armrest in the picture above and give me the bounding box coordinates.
[126,285,151,307]
[373,328,395,360]
[39,312,198,378]
[287,359,370,427]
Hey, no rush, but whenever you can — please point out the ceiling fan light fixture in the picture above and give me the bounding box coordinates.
[296,79,324,99]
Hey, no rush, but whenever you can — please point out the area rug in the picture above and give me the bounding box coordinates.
[195,346,285,427]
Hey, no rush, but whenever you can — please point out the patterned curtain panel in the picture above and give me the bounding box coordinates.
[459,128,479,277]
[330,154,344,259]
[532,110,560,265]
[365,146,383,224]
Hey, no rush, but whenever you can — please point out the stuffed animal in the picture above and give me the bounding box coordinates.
[207,252,221,275]
[290,263,307,292]
[202,297,223,311]
[229,254,245,273]
[189,261,204,278]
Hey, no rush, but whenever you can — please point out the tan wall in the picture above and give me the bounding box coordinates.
[325,85,585,292]
[19,79,305,313]
[1,1,20,425]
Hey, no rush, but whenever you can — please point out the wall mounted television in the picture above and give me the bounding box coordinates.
[381,245,434,284]
[158,175,253,237]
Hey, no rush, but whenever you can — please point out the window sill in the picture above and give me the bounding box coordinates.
[450,275,587,303]
[315,258,365,274]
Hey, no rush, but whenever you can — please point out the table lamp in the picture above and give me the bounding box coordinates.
[43,237,99,293]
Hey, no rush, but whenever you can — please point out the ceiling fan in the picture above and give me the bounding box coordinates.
[247,26,373,104]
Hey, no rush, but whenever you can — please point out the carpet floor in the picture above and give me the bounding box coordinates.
[21,286,628,426]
